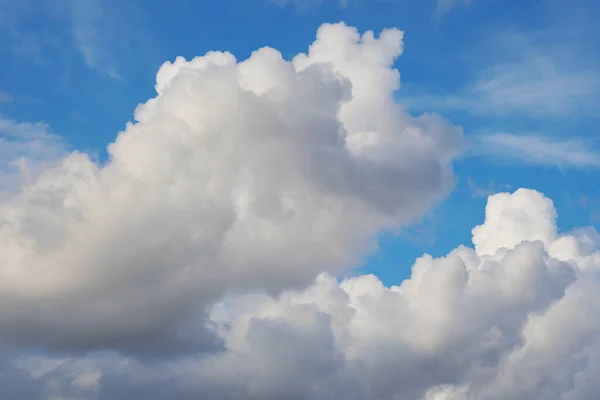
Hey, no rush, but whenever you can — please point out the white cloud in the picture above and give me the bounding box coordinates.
[67,0,122,79]
[469,64,597,118]
[474,133,600,169]
[0,22,464,357]
[6,188,600,399]
[0,118,68,196]
[471,188,558,256]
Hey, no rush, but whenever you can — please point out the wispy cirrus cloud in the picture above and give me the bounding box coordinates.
[464,177,511,199]
[265,0,350,11]
[407,22,600,119]
[434,0,474,19]
[66,0,122,79]
[473,133,600,169]
[0,117,67,195]
[0,0,150,80]
[0,0,58,64]
[411,53,600,118]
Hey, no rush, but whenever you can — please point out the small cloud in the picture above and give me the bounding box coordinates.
[67,0,122,79]
[434,0,474,20]
[0,0,145,80]
[465,178,511,199]
[0,117,68,195]
[265,0,350,12]
[399,214,439,246]
[473,133,600,169]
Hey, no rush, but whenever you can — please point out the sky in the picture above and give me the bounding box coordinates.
[1,0,600,399]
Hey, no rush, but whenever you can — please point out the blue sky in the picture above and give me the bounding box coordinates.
[1,0,599,286]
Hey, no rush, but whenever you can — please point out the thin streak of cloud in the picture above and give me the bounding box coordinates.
[474,133,600,169]
[0,0,151,80]
[406,25,600,119]
[67,0,121,79]
[464,178,511,199]
[434,0,474,20]
[418,58,600,118]
[265,0,351,11]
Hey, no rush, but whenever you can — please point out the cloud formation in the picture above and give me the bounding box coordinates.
[474,133,600,169]
[5,188,600,399]
[407,28,600,119]
[0,118,68,196]
[266,0,350,11]
[0,0,149,79]
[67,0,122,78]
[7,19,599,400]
[434,0,474,19]
[0,23,464,358]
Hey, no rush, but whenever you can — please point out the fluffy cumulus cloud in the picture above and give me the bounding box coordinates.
[6,188,600,399]
[6,21,600,400]
[0,22,464,360]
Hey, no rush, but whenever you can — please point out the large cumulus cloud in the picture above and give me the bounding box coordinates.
[7,20,598,400]
[0,22,464,356]
[6,188,600,399]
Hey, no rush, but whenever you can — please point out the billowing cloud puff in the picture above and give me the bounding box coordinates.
[0,23,464,356]
[6,188,600,399]
[472,188,558,256]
